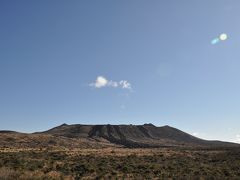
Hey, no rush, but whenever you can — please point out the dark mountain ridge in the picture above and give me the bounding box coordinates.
[38,123,239,148]
[0,123,239,148]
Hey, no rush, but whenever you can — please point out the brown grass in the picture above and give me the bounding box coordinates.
[0,147,240,179]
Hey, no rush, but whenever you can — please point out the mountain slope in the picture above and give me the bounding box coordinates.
[39,123,239,148]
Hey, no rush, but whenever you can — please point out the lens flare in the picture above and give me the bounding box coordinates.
[211,33,228,45]
[211,38,220,45]
[219,33,228,41]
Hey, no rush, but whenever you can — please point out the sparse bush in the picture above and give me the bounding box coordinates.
[0,167,20,179]
[0,148,240,179]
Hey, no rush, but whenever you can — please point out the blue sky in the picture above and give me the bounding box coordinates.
[0,1,240,143]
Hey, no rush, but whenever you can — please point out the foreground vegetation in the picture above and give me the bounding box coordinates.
[0,147,240,179]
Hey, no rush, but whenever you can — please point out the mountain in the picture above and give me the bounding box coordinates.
[0,123,239,149]
[40,123,238,148]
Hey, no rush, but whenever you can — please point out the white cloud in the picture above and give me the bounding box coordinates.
[119,80,132,90]
[192,132,199,136]
[235,134,240,143]
[191,132,209,139]
[108,80,118,88]
[91,76,108,88]
[89,76,132,90]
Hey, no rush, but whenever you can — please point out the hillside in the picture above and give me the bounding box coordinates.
[1,123,237,149]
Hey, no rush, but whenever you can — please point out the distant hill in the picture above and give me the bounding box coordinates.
[0,123,239,149]
[39,123,239,148]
